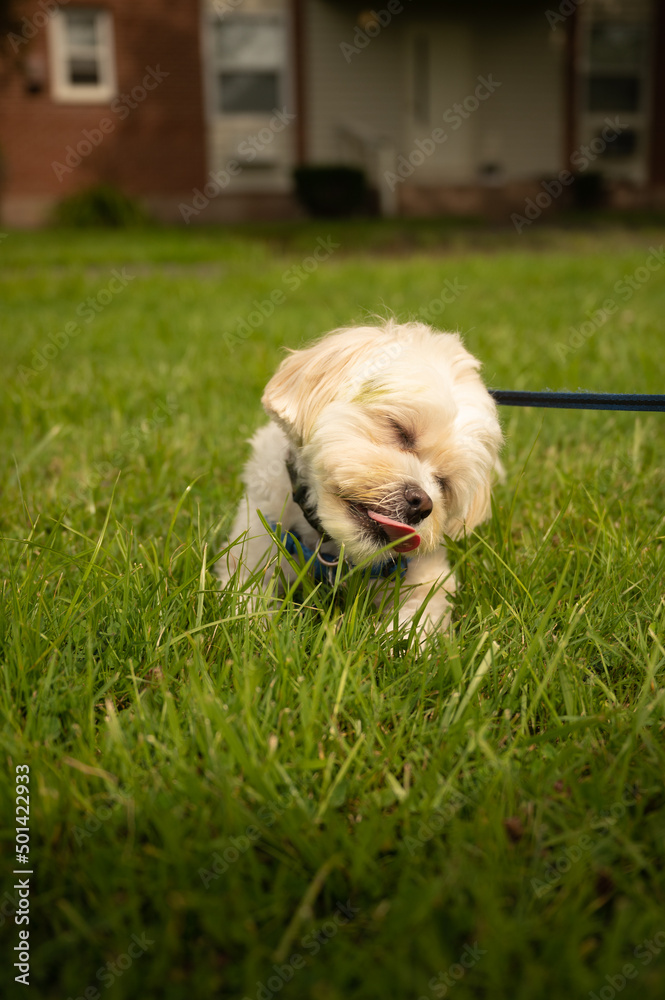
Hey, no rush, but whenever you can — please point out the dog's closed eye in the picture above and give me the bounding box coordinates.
[390,419,417,451]
[436,476,451,497]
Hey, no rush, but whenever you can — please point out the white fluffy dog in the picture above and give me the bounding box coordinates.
[218,320,502,637]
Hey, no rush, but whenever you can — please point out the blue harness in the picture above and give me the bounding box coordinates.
[276,457,409,584]
[273,524,409,585]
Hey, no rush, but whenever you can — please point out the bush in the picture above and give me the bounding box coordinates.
[293,165,370,217]
[52,184,151,227]
[572,172,607,211]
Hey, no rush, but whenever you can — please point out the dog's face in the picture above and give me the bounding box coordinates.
[262,322,502,565]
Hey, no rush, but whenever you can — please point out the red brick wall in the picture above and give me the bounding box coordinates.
[0,0,207,216]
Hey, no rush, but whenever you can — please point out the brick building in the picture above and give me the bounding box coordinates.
[1,0,664,226]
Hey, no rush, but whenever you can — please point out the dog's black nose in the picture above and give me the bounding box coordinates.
[403,486,433,523]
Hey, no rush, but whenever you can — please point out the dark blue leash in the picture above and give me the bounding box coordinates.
[274,390,665,584]
[489,391,665,412]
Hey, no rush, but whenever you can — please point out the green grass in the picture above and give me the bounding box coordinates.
[2,219,665,1000]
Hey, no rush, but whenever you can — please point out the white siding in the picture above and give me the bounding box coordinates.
[201,0,295,192]
[474,10,564,180]
[305,0,404,162]
[304,1,564,187]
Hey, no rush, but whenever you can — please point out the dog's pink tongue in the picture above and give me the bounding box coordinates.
[367,511,420,553]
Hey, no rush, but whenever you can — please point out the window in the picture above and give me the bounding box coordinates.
[213,18,285,114]
[588,75,640,113]
[49,8,116,103]
[577,0,653,181]
[586,21,648,113]
[588,21,648,71]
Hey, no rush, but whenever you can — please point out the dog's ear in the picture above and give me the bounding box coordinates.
[262,336,361,444]
[462,477,492,532]
[446,476,490,538]
[448,453,503,537]
[440,333,502,537]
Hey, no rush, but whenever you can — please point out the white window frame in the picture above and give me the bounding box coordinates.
[48,7,117,104]
[211,15,286,116]
[577,0,653,183]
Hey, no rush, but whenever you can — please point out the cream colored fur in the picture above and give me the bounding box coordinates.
[217,320,503,639]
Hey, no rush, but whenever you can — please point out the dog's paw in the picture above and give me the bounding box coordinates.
[398,595,452,635]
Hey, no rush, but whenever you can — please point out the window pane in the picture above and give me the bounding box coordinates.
[215,22,285,68]
[600,128,638,158]
[589,23,648,70]
[65,11,98,48]
[219,72,279,112]
[588,75,640,112]
[68,57,100,85]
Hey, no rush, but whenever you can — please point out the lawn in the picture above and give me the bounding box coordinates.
[1,219,665,1000]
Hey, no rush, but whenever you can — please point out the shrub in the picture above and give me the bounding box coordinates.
[52,184,151,227]
[572,172,607,211]
[293,165,370,217]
